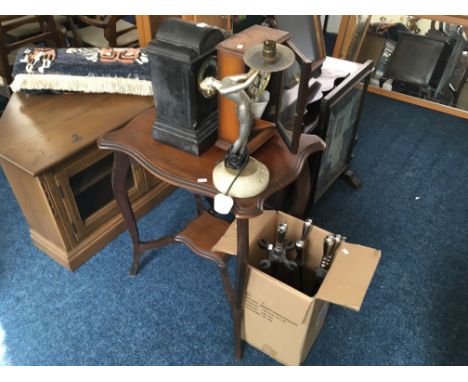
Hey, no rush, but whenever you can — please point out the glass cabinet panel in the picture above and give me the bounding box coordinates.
[69,154,134,221]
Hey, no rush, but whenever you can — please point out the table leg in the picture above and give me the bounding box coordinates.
[233,218,249,360]
[112,152,142,274]
[194,194,205,216]
[220,265,234,310]
[193,194,217,216]
[111,152,174,275]
[290,161,312,218]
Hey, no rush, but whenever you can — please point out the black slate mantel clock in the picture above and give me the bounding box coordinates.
[147,18,227,155]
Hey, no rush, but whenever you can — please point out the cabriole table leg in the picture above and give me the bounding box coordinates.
[111,152,143,275]
[112,152,175,275]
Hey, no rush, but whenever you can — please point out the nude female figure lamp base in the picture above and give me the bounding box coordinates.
[200,40,295,201]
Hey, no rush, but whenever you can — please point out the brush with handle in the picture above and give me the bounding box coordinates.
[310,234,345,296]
[289,218,313,291]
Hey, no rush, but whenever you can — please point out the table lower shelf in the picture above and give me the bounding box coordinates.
[129,209,235,309]
[175,211,232,267]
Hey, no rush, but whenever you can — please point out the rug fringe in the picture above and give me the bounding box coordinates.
[11,74,153,96]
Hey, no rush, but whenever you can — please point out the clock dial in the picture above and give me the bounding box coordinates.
[246,71,271,99]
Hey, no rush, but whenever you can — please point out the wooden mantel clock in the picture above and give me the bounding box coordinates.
[215,25,291,149]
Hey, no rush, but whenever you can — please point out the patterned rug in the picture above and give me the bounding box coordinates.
[10,47,152,96]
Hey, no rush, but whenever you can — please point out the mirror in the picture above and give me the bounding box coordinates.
[275,15,326,65]
[275,40,313,154]
[338,16,468,113]
[272,15,326,153]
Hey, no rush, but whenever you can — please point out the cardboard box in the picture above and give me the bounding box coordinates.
[212,210,381,366]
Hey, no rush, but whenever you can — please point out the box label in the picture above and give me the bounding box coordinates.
[245,294,298,327]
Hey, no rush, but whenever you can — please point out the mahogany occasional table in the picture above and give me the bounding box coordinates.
[97,107,325,360]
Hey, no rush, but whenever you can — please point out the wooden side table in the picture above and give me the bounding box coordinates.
[0,93,173,270]
[97,108,325,360]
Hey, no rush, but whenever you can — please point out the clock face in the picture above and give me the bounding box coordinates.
[246,71,271,99]
[197,55,218,98]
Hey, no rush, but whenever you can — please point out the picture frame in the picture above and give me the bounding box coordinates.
[275,40,314,154]
[272,16,327,154]
[274,15,326,66]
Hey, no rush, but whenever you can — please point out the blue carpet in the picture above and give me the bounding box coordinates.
[0,93,467,365]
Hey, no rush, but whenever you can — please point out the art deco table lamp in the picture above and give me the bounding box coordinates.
[199,40,295,202]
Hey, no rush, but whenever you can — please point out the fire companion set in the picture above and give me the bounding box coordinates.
[258,218,345,295]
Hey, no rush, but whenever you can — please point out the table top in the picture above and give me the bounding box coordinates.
[98,108,325,219]
[0,93,153,176]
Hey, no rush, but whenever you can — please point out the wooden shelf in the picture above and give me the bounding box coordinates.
[175,211,231,267]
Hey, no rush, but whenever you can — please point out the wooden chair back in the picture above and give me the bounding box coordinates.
[72,16,137,47]
[0,16,64,84]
